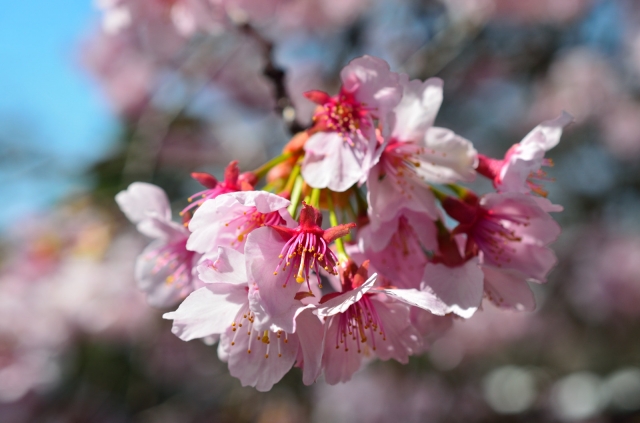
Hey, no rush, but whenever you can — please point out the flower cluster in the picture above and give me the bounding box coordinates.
[117,55,571,391]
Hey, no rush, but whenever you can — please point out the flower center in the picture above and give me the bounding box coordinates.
[314,93,371,147]
[273,231,339,290]
[333,295,385,353]
[145,238,194,287]
[472,209,530,265]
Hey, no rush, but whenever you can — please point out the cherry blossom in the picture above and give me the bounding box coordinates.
[302,55,402,191]
[476,112,573,197]
[316,261,447,384]
[164,246,323,390]
[116,182,199,307]
[186,190,293,254]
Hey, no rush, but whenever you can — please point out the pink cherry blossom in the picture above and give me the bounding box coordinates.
[186,190,293,254]
[302,56,402,192]
[369,76,476,215]
[422,191,560,317]
[116,182,198,307]
[476,112,573,197]
[359,209,437,289]
[443,192,560,282]
[316,261,447,384]
[164,246,323,390]
[246,204,355,327]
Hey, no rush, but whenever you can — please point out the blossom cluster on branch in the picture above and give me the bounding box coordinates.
[117,55,571,391]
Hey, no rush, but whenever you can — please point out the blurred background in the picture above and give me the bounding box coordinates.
[2,0,640,421]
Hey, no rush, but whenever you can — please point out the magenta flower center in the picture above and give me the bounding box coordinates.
[273,231,339,290]
[314,92,372,147]
[472,209,530,266]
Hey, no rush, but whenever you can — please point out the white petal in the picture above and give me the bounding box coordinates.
[163,286,246,341]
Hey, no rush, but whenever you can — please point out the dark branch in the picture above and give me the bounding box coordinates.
[239,23,305,134]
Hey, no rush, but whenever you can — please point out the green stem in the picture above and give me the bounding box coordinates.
[287,175,304,218]
[283,164,300,194]
[310,188,321,208]
[327,193,349,262]
[252,151,294,179]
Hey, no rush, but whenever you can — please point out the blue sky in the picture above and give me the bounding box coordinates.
[0,1,116,229]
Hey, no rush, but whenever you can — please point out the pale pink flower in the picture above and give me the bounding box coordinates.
[368,76,477,224]
[186,190,293,254]
[302,56,402,192]
[476,112,573,198]
[444,192,560,282]
[246,204,355,329]
[164,246,323,390]
[316,261,447,384]
[422,192,559,317]
[116,183,199,307]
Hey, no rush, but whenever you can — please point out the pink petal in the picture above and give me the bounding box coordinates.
[134,240,195,307]
[367,164,439,225]
[302,132,367,192]
[414,127,478,183]
[248,287,314,334]
[409,308,454,353]
[368,298,421,363]
[421,259,484,318]
[391,77,443,142]
[295,308,325,386]
[520,111,573,151]
[482,265,536,311]
[197,246,248,285]
[359,224,428,289]
[482,242,557,283]
[246,227,300,328]
[186,194,238,254]
[115,182,171,224]
[321,316,366,385]
[340,55,401,116]
[224,327,299,392]
[229,190,291,214]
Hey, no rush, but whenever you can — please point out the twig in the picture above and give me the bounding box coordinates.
[239,23,305,134]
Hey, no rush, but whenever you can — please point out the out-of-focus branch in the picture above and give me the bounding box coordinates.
[239,23,305,134]
[121,38,240,185]
[400,8,487,78]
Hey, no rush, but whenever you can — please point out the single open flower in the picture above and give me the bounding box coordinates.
[116,182,198,307]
